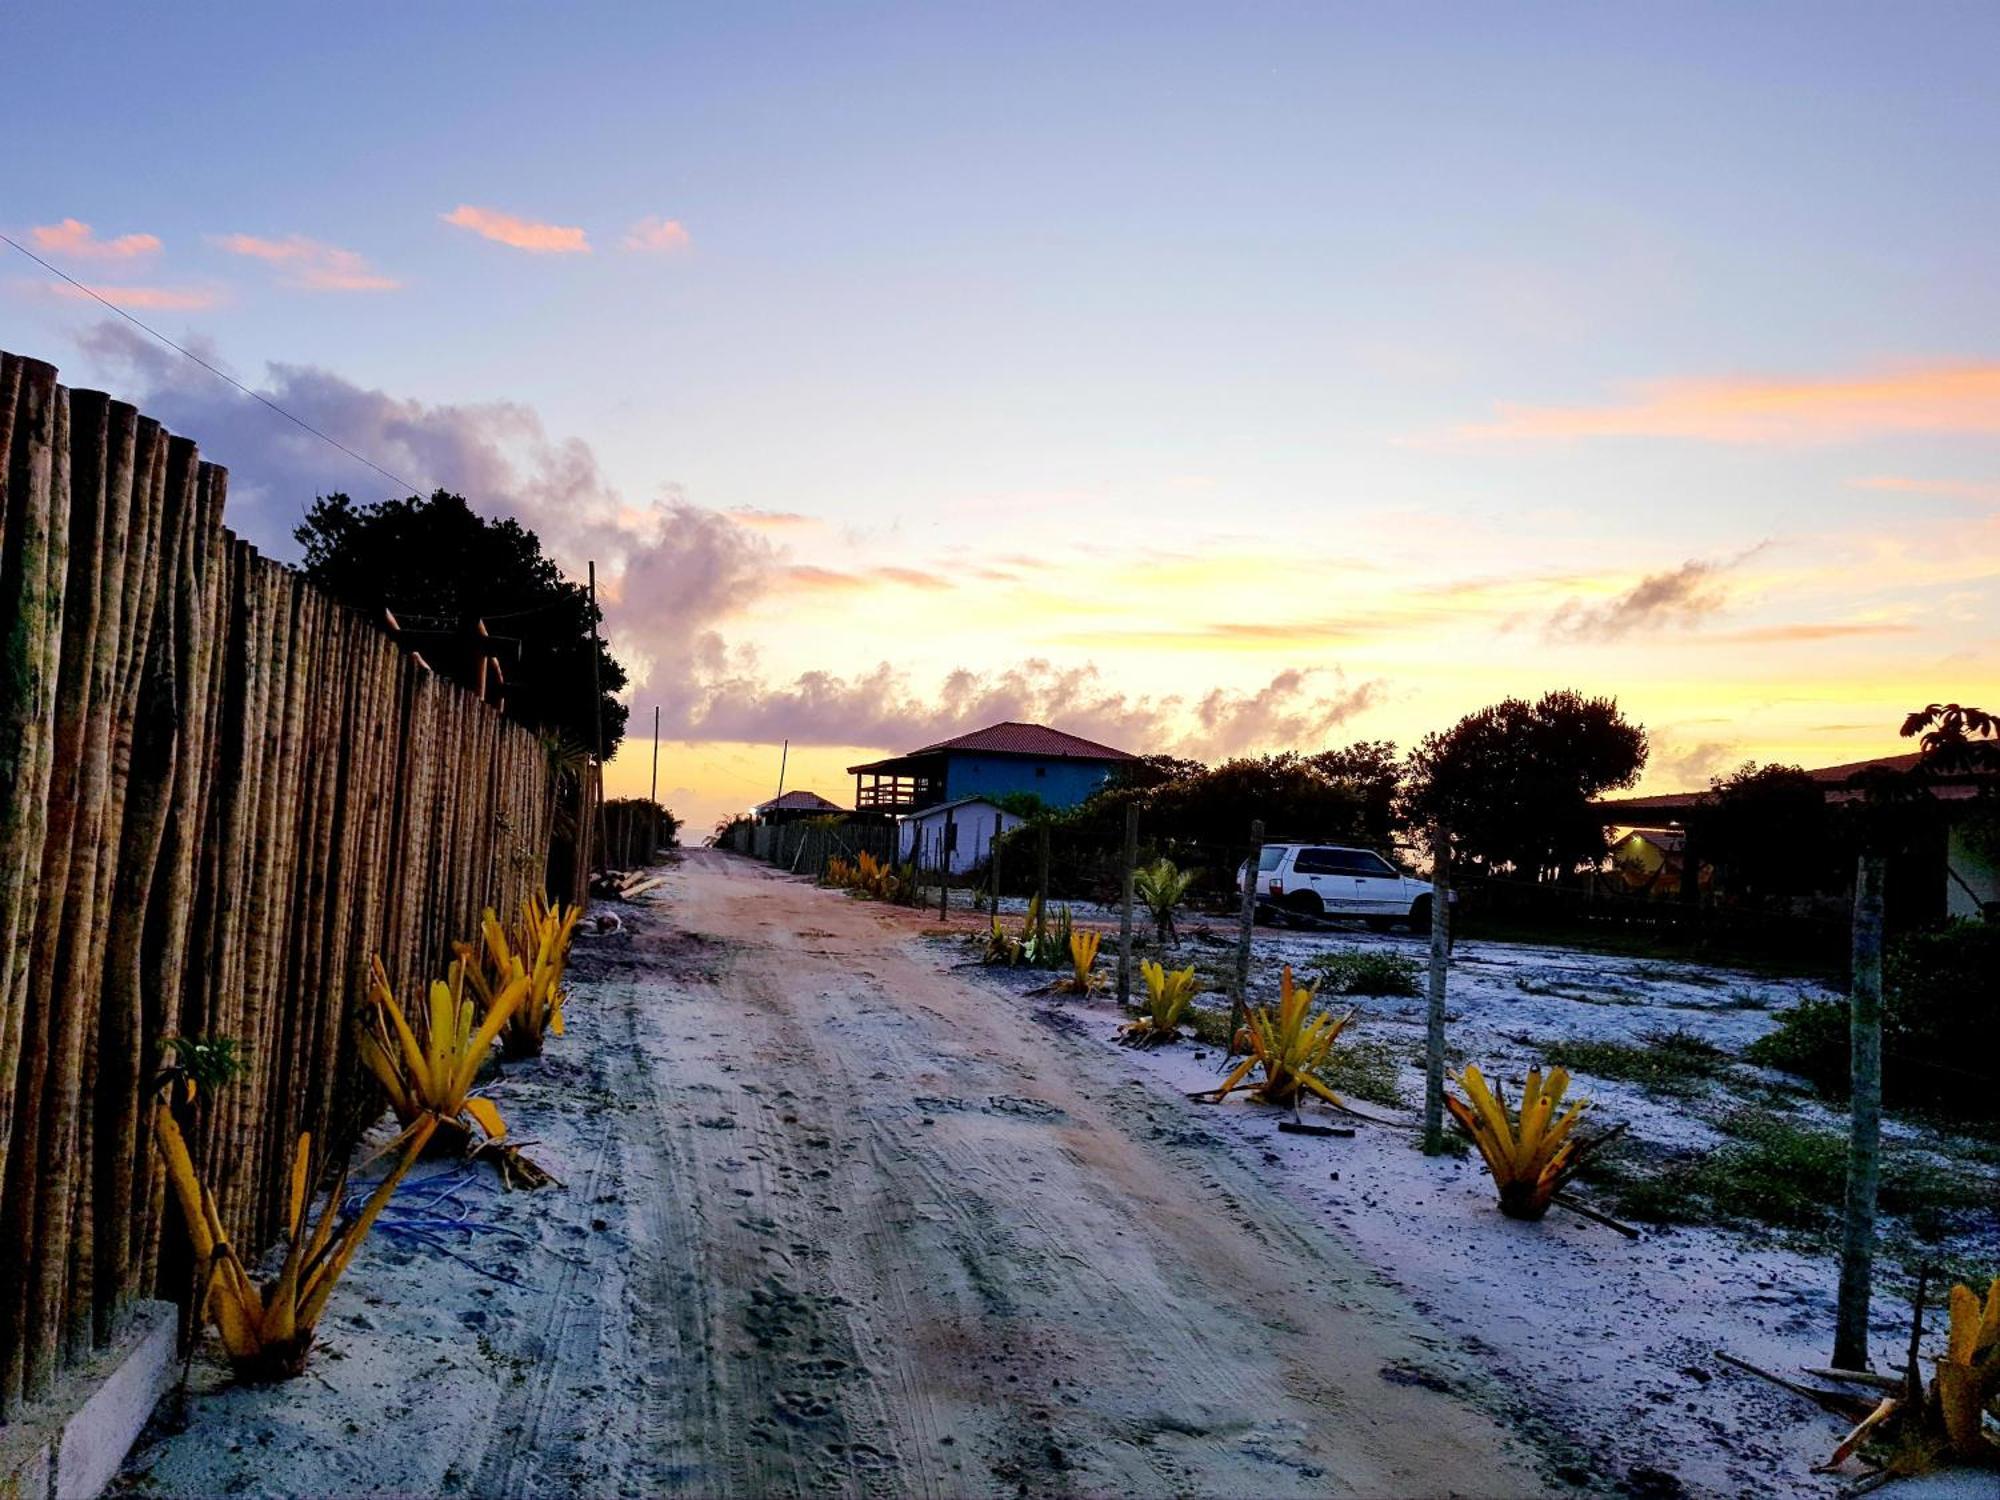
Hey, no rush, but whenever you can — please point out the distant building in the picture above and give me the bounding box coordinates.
[897,797,1025,876]
[1607,828,1709,898]
[1596,751,1997,923]
[752,789,847,825]
[847,721,1136,814]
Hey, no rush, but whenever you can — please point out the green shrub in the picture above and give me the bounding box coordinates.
[1545,1029,1728,1095]
[1310,949,1421,997]
[1747,921,1998,1119]
[1584,1108,1992,1237]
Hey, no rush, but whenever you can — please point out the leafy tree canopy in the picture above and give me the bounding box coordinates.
[295,491,627,756]
[1701,762,1837,901]
[1405,691,1646,877]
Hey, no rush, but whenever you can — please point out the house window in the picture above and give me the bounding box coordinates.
[1035,764,1047,778]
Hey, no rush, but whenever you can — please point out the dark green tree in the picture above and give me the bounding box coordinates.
[1700,762,1837,904]
[1405,691,1647,877]
[295,491,627,755]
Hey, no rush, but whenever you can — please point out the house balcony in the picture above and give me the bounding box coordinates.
[848,753,947,814]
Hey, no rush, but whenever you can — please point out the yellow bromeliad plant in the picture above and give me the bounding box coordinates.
[1057,929,1102,993]
[1120,960,1199,1045]
[154,1083,435,1380]
[1938,1276,2000,1463]
[1446,1064,1606,1221]
[1210,966,1357,1112]
[358,954,525,1145]
[460,896,582,1058]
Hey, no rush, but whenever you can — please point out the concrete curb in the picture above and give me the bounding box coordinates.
[0,1301,178,1500]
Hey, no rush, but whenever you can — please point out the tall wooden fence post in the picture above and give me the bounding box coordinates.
[1834,851,1887,1369]
[940,810,953,919]
[1036,823,1050,946]
[1117,803,1138,1007]
[586,560,605,873]
[1423,828,1453,1154]
[990,814,1002,914]
[1228,819,1262,1053]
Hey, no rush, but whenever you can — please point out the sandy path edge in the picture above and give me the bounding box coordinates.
[116,849,1567,1499]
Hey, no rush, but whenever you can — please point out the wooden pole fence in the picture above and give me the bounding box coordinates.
[0,351,559,1417]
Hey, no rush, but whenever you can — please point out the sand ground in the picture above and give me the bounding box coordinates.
[117,848,1552,1498]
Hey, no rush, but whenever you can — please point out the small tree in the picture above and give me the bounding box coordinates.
[1133,858,1197,945]
[1701,762,1837,905]
[1404,691,1647,879]
[296,490,629,755]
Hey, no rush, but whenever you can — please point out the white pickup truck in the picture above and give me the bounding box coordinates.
[1235,842,1444,930]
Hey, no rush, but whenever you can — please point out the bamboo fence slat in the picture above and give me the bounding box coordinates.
[0,351,567,1420]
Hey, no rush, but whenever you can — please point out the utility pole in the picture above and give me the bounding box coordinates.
[776,738,788,800]
[650,704,660,805]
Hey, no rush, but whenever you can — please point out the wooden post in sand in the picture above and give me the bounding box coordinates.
[990,814,1002,914]
[1422,829,1453,1155]
[1834,851,1886,1369]
[940,809,954,919]
[1117,803,1138,1006]
[1036,824,1050,948]
[1228,819,1262,1052]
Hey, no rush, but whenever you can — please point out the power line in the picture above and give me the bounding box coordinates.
[1,230,418,495]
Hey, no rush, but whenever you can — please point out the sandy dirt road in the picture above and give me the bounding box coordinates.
[467,849,1550,1499]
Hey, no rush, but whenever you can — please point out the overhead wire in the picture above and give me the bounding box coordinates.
[0,230,419,496]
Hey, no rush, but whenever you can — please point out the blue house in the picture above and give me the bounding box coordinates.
[848,721,1136,813]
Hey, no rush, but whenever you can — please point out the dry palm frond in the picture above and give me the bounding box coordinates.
[1208,966,1357,1112]
[154,1084,434,1380]
[1120,960,1199,1045]
[1446,1064,1614,1220]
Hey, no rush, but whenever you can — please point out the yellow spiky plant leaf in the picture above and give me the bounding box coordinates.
[1209,965,1357,1112]
[153,1092,435,1380]
[1936,1276,2000,1462]
[1120,960,1199,1045]
[358,955,526,1142]
[457,896,582,1059]
[1057,929,1102,993]
[1446,1064,1606,1220]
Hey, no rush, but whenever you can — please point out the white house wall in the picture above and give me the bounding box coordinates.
[1946,822,1999,920]
[899,805,1023,877]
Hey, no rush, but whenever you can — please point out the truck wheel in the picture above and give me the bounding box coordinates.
[1287,890,1324,918]
[1408,895,1432,931]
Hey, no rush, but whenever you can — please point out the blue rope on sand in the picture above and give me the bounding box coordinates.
[341,1163,537,1284]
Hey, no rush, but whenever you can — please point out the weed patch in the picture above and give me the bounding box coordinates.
[1313,1035,1406,1109]
[1543,1029,1728,1096]
[1581,1108,1994,1241]
[1310,949,1421,998]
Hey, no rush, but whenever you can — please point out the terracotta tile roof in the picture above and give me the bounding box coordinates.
[907,721,1136,762]
[754,789,846,814]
